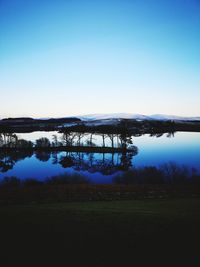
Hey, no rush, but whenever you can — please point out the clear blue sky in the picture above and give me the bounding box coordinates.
[0,0,199,118]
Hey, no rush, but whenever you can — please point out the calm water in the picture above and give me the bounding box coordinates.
[0,131,199,183]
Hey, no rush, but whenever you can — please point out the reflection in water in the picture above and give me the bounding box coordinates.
[0,131,200,183]
[148,132,175,138]
[35,151,51,162]
[0,150,32,173]
[0,150,136,176]
[58,151,135,175]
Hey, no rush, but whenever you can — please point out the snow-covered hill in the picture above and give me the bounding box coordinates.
[149,114,200,121]
[79,113,148,121]
[78,113,200,121]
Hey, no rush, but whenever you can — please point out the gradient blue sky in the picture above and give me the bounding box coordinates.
[0,0,200,118]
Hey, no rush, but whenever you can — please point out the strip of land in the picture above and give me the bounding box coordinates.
[0,145,137,153]
[0,183,199,204]
[1,116,200,133]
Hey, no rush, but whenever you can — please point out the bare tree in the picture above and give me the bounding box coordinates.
[107,134,117,148]
[76,132,85,146]
[61,131,77,146]
[100,133,106,147]
[0,133,18,148]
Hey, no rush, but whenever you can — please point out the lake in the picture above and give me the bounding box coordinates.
[0,131,199,183]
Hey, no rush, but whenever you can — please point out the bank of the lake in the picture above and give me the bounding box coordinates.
[0,183,199,204]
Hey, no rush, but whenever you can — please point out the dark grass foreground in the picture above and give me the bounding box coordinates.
[0,198,200,267]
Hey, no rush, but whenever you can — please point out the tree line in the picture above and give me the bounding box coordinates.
[0,131,135,149]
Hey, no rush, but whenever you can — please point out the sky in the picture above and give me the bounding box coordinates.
[0,0,200,118]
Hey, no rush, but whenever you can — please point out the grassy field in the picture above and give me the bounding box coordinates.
[0,198,200,267]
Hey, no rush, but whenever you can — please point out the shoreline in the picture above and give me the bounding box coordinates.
[0,145,137,153]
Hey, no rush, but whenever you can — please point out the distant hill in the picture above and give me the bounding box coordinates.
[0,117,81,129]
[1,114,200,130]
[0,114,200,133]
[78,113,200,122]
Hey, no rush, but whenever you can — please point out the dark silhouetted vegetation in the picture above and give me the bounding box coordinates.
[0,132,138,154]
[1,116,200,136]
[35,137,51,148]
[114,163,200,185]
[0,162,199,205]
[0,176,21,188]
[46,173,90,185]
[0,133,33,148]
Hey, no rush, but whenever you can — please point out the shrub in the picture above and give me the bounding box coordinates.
[0,176,21,187]
[46,173,90,185]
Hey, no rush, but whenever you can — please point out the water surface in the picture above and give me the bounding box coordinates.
[0,132,199,183]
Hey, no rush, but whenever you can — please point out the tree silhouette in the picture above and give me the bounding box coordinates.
[35,137,51,148]
[107,134,118,148]
[0,133,18,147]
[119,133,133,149]
[52,134,58,147]
[15,139,33,148]
[61,131,77,146]
[76,132,85,146]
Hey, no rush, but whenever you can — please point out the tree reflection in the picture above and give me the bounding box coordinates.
[166,131,175,138]
[149,131,175,138]
[35,151,51,162]
[58,150,138,175]
[0,150,32,172]
[59,152,75,167]
[52,152,58,164]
